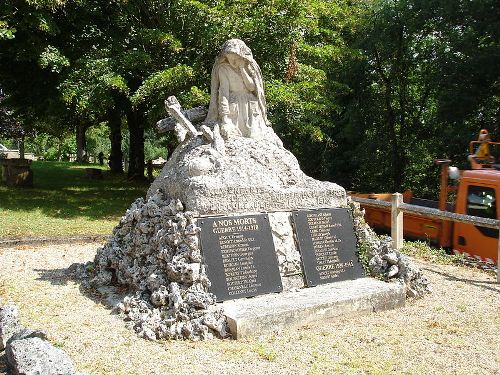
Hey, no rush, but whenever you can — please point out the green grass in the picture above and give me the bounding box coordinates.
[0,161,149,238]
[251,343,277,361]
[401,240,464,264]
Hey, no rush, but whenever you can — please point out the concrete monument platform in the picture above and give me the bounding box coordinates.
[223,277,405,339]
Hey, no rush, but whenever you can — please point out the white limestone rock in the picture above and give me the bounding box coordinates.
[6,328,47,347]
[348,198,430,298]
[0,303,21,351]
[383,252,399,265]
[268,212,301,276]
[6,337,77,375]
[148,135,346,215]
[90,191,227,341]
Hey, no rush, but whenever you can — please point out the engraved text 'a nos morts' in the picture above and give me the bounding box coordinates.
[199,214,282,301]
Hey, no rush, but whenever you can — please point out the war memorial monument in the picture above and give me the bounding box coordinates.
[88,39,429,340]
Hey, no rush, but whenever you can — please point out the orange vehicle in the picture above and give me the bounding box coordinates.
[350,131,500,264]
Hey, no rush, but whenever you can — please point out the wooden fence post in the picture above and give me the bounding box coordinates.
[391,193,403,250]
[352,194,499,281]
[497,231,500,283]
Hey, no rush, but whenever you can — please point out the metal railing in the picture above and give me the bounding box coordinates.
[352,193,500,282]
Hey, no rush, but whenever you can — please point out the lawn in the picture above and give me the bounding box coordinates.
[0,161,149,238]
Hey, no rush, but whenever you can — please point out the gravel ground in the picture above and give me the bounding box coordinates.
[0,242,498,375]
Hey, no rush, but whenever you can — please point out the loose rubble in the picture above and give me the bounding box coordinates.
[0,302,20,350]
[453,255,498,274]
[84,190,228,341]
[7,338,78,375]
[0,302,84,375]
[349,198,431,298]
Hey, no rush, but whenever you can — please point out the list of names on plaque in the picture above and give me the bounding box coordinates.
[199,214,282,301]
[294,208,364,286]
[219,229,259,297]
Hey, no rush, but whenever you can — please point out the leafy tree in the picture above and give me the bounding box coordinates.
[0,0,77,160]
[1,0,497,195]
[329,0,499,196]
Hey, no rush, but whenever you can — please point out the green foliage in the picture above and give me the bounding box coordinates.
[401,240,463,265]
[42,135,75,160]
[318,0,500,197]
[86,123,111,159]
[59,57,129,115]
[39,45,69,73]
[356,239,372,275]
[177,86,210,108]
[252,343,277,361]
[26,0,69,10]
[0,21,15,40]
[16,132,77,161]
[1,0,498,196]
[136,29,183,52]
[144,128,168,161]
[23,133,52,156]
[0,138,15,149]
[131,65,195,106]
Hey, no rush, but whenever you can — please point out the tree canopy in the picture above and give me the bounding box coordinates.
[0,0,498,194]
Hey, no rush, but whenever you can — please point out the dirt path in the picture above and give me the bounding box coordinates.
[0,242,498,375]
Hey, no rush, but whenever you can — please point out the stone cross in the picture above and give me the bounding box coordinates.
[156,98,207,135]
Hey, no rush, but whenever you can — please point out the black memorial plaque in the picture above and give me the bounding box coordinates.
[199,214,283,302]
[293,208,364,286]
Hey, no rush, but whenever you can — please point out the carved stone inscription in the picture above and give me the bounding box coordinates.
[195,187,345,214]
[294,208,364,286]
[199,214,283,301]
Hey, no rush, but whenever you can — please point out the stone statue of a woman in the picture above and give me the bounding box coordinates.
[205,39,281,145]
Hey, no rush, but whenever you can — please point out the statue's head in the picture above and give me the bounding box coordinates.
[219,39,253,65]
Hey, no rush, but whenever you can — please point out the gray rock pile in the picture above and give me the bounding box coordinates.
[87,191,228,341]
[349,199,431,298]
[0,301,84,375]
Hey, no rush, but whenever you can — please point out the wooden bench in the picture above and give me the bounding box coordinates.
[85,168,103,179]
[0,158,33,187]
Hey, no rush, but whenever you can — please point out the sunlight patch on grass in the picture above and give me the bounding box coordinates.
[0,161,148,237]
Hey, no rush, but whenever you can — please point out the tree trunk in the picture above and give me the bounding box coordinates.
[17,136,25,159]
[373,47,405,192]
[76,122,88,163]
[108,105,123,173]
[126,107,145,180]
[57,137,63,161]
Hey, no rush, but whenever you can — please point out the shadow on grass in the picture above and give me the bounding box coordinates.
[35,266,130,313]
[0,161,149,221]
[421,266,500,294]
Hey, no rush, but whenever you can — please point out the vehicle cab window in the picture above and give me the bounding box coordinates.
[467,186,497,219]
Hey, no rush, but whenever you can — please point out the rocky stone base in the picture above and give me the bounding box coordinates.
[78,129,430,341]
[81,191,228,341]
[0,303,19,351]
[80,190,430,342]
[349,199,431,298]
[147,136,346,215]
